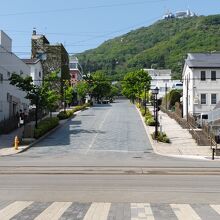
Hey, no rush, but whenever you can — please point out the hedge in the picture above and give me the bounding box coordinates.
[34,117,59,138]
[57,103,91,120]
[72,103,90,112]
[57,110,73,120]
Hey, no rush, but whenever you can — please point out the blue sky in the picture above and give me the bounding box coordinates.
[0,0,219,58]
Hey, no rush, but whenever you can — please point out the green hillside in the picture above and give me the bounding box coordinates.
[78,14,220,79]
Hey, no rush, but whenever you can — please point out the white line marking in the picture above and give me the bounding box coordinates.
[83,202,111,220]
[85,110,111,154]
[0,201,33,220]
[210,204,220,215]
[170,204,201,220]
[34,202,72,220]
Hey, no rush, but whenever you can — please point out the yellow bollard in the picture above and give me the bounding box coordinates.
[14,136,19,150]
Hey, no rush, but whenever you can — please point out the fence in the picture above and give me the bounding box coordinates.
[0,109,46,135]
[161,105,201,144]
[0,116,19,135]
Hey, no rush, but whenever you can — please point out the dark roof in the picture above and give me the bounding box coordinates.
[22,58,40,64]
[186,53,220,68]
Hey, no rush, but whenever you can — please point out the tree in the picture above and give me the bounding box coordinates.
[106,85,120,101]
[9,71,60,127]
[74,81,89,104]
[90,71,111,102]
[10,73,40,128]
[41,71,60,115]
[162,89,182,110]
[122,69,151,103]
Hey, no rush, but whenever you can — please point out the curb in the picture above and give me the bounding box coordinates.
[0,107,90,156]
[135,106,213,161]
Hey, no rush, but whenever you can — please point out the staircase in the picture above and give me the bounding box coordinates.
[194,130,211,146]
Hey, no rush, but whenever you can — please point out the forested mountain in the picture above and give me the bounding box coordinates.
[77,14,220,79]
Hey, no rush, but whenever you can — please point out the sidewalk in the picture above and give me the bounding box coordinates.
[0,107,85,156]
[0,126,29,156]
[138,106,214,159]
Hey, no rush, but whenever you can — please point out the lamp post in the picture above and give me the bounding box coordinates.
[152,87,159,139]
[63,84,66,113]
[144,85,147,115]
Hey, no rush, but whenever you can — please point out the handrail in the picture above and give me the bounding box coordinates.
[187,122,201,145]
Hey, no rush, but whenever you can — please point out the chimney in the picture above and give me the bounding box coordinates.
[33,28,36,35]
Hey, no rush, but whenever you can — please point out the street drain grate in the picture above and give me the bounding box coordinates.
[133,156,142,159]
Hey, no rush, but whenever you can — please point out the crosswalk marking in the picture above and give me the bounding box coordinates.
[131,203,154,220]
[170,204,201,220]
[0,201,220,219]
[0,201,33,220]
[210,205,220,215]
[34,202,72,220]
[83,202,111,220]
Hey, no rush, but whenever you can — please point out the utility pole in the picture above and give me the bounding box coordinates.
[165,82,168,110]
[155,95,158,139]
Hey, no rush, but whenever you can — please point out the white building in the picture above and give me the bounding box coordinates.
[163,9,196,20]
[144,69,182,99]
[22,59,43,86]
[182,53,220,118]
[0,30,30,121]
[69,56,83,86]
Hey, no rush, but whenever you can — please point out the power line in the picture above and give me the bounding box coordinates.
[3,14,161,50]
[0,0,167,16]
[2,77,220,82]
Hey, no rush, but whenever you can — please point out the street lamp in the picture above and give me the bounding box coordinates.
[63,83,67,113]
[144,85,147,115]
[152,87,159,139]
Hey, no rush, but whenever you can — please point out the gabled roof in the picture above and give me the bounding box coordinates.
[21,58,41,64]
[186,53,220,68]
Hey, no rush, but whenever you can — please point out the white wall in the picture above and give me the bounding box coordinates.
[28,61,43,86]
[144,69,182,99]
[0,45,30,121]
[183,65,220,117]
[0,30,12,52]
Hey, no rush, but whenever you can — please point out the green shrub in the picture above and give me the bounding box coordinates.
[140,108,146,116]
[57,110,74,120]
[145,111,153,119]
[146,117,156,126]
[73,106,84,112]
[151,132,170,143]
[140,106,150,116]
[72,103,90,113]
[34,117,59,138]
[136,103,141,109]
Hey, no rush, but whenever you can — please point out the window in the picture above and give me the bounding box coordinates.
[201,94,206,104]
[201,71,206,81]
[211,94,217,105]
[211,71,216,81]
[7,72,11,78]
[20,70,23,75]
[0,73,3,83]
[39,71,42,78]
